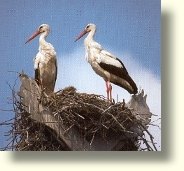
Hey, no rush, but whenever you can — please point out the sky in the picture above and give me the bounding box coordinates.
[0,0,160,150]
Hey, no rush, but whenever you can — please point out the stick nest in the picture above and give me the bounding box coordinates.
[1,73,157,151]
[6,84,156,151]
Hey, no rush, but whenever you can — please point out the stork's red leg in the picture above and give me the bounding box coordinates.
[109,83,112,102]
[106,81,112,102]
[105,81,109,101]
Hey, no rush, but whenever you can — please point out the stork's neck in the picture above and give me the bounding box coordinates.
[38,31,56,57]
[39,31,49,47]
[84,29,96,46]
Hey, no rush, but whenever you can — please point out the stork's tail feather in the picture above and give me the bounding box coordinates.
[35,79,40,86]
[34,68,40,86]
[125,75,138,94]
[113,74,138,95]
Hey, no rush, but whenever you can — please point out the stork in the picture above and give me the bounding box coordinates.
[75,23,137,101]
[25,24,57,95]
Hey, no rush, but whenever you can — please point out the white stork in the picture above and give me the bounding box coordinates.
[75,23,137,101]
[25,24,57,95]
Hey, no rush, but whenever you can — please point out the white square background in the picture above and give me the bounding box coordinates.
[0,0,183,170]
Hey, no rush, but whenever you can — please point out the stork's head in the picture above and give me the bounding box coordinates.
[25,24,50,44]
[75,23,96,42]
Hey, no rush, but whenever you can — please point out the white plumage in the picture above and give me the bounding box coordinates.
[26,24,57,95]
[75,23,137,101]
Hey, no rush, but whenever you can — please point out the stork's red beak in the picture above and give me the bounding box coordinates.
[25,30,41,44]
[75,30,88,42]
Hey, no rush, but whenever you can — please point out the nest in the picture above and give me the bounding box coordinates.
[1,74,157,151]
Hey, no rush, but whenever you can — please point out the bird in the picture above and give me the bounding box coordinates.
[25,24,57,95]
[75,23,137,102]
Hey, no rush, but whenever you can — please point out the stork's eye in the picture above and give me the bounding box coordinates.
[86,25,90,29]
[39,26,43,30]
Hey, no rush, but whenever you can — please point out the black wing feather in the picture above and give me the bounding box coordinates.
[54,59,57,84]
[98,57,128,80]
[99,57,138,94]
[35,68,40,85]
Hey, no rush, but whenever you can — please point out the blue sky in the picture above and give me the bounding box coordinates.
[0,0,160,149]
